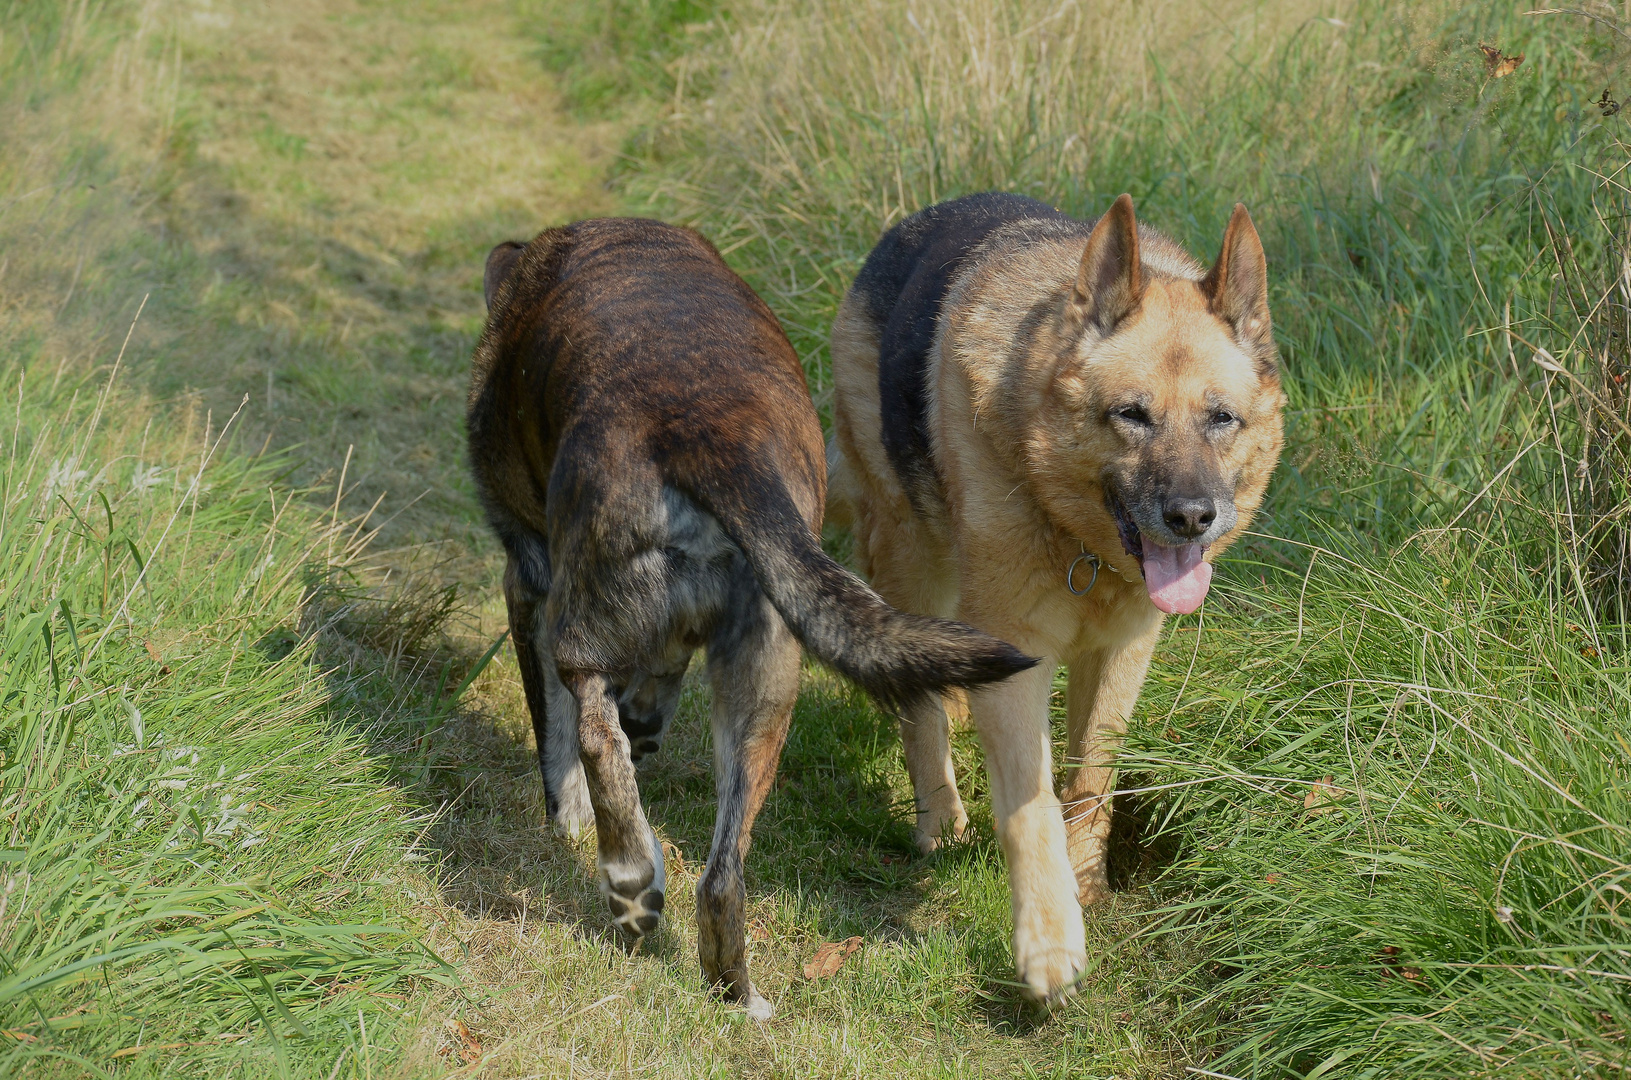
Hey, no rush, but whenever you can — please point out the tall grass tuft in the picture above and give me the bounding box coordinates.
[0,348,454,1074]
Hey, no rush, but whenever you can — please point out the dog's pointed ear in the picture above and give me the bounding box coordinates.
[1202,204,1273,358]
[483,241,527,311]
[1071,193,1143,332]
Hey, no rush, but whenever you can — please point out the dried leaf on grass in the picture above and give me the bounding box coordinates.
[803,936,862,979]
[1478,43,1523,79]
[142,640,170,674]
[444,1018,482,1064]
[1304,775,1344,814]
[662,839,687,875]
[1378,945,1423,982]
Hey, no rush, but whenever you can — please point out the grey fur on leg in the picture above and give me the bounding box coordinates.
[503,552,594,837]
[543,660,593,836]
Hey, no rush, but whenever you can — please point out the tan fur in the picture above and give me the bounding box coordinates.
[830,198,1286,1001]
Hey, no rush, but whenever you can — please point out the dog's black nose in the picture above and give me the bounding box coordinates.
[1163,496,1216,539]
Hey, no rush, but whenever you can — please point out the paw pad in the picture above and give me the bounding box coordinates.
[607,885,665,939]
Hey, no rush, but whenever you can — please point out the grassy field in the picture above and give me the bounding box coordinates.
[3,0,1628,1076]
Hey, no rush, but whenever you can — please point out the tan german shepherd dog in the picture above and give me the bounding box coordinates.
[827,192,1285,1001]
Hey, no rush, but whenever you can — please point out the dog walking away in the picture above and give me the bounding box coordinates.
[827,192,1285,1001]
[467,218,1033,1019]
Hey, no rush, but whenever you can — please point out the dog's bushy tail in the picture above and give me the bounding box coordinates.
[686,469,1036,709]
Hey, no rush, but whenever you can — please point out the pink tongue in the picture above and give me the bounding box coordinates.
[1142,543,1211,614]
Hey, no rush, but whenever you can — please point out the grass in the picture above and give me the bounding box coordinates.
[0,348,456,1074]
[2,0,1628,1076]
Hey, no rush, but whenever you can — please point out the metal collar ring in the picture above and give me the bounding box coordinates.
[1067,550,1100,595]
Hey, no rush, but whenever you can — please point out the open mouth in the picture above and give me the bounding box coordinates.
[1104,488,1213,615]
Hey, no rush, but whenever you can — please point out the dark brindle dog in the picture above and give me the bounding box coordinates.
[467,218,1033,1019]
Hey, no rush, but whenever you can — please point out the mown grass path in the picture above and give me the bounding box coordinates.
[146,0,622,565]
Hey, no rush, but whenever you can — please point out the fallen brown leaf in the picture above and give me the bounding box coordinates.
[1304,775,1343,814]
[142,640,171,675]
[803,936,862,979]
[444,1018,482,1064]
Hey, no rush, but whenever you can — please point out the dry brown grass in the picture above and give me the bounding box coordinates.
[636,0,1376,380]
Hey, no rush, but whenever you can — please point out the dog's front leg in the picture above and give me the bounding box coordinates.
[562,669,666,943]
[696,598,798,1021]
[1062,631,1159,905]
[969,659,1086,1002]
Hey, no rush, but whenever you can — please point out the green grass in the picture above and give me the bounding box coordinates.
[0,346,456,1074]
[3,0,1629,1075]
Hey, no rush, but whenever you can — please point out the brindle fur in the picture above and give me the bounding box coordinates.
[467,218,1034,1019]
[828,193,1286,1001]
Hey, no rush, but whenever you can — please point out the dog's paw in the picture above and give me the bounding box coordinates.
[550,763,595,838]
[552,805,594,839]
[1014,941,1087,1004]
[913,811,968,855]
[1064,801,1112,906]
[1012,896,1087,1003]
[1074,868,1111,907]
[740,991,774,1022]
[605,883,665,940]
[598,828,666,942]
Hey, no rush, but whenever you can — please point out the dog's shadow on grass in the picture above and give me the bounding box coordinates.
[309,588,1178,1027]
[305,583,930,974]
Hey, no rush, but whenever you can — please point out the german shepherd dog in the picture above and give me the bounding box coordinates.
[467,218,1033,1019]
[827,193,1285,1001]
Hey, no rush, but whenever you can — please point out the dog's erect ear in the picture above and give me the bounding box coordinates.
[1201,204,1273,358]
[1072,193,1143,332]
[483,241,527,311]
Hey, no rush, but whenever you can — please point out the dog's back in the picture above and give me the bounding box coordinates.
[849,193,1071,517]
[468,218,1033,705]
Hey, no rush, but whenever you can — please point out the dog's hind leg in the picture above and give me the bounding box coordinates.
[1061,630,1159,905]
[505,554,592,835]
[852,495,966,852]
[695,594,798,1021]
[562,669,666,943]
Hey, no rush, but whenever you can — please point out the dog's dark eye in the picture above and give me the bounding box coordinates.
[1114,405,1151,425]
[1210,410,1237,427]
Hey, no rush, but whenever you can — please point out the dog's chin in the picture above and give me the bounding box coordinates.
[1105,491,1212,615]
